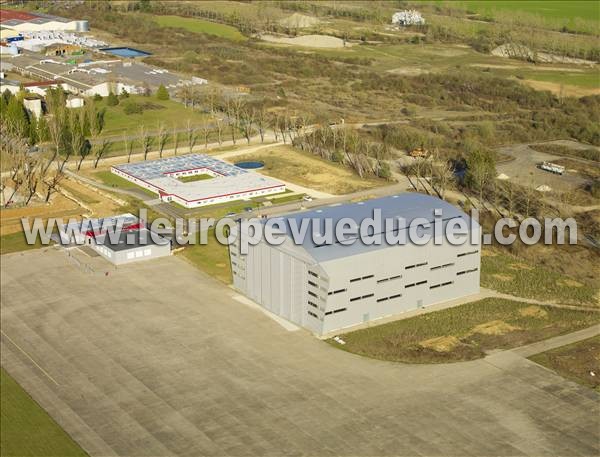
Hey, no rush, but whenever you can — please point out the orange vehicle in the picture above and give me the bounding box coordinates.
[409,147,429,158]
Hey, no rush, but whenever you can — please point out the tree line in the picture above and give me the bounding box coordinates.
[1,88,107,208]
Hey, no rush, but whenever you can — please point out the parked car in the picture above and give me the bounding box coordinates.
[244,207,254,213]
[303,195,313,202]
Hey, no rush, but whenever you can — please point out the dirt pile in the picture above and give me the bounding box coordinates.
[279,13,321,29]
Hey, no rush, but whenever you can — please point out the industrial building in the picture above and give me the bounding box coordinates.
[112,154,285,208]
[230,194,481,336]
[5,52,206,96]
[0,9,88,32]
[56,213,171,265]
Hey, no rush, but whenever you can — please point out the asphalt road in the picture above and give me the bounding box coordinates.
[1,249,598,456]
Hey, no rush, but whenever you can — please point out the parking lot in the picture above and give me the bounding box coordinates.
[496,143,588,193]
[1,249,598,456]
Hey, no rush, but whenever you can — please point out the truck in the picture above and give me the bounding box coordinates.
[539,161,565,175]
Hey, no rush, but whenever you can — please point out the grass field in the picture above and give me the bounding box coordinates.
[178,228,232,284]
[153,15,245,41]
[234,145,387,195]
[98,95,209,137]
[328,298,600,363]
[530,336,600,391]
[0,230,44,255]
[455,1,599,22]
[92,171,157,197]
[0,368,87,457]
[480,249,598,306]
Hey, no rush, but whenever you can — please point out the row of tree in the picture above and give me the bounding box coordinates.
[292,125,392,179]
[1,88,108,208]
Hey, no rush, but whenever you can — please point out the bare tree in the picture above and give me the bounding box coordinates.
[186,119,198,153]
[172,123,179,156]
[255,107,267,143]
[70,111,89,171]
[239,108,255,144]
[201,119,211,149]
[430,149,454,199]
[43,156,66,203]
[93,139,111,169]
[157,122,169,158]
[214,116,223,146]
[24,155,43,206]
[2,134,27,207]
[139,125,153,161]
[124,133,134,163]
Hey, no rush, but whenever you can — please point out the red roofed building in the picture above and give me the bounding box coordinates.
[0,9,38,23]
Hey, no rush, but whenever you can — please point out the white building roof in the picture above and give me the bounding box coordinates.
[113,154,284,204]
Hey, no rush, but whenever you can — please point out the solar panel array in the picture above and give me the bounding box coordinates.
[114,154,247,180]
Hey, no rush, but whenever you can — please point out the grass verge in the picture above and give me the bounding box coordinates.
[0,368,87,457]
[530,336,600,391]
[93,171,157,197]
[177,228,231,284]
[328,298,600,363]
[0,231,44,256]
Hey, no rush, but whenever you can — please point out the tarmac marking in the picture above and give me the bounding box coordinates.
[1,330,60,386]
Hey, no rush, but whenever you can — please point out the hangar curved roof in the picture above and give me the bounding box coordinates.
[268,193,479,263]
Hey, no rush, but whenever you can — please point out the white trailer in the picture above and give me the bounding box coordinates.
[539,161,565,175]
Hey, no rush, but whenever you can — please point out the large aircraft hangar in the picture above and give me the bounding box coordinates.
[230,193,481,336]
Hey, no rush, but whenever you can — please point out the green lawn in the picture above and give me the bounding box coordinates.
[530,336,600,391]
[178,173,214,183]
[328,298,600,363]
[1,368,87,457]
[0,231,45,255]
[481,250,598,306]
[92,171,157,197]
[97,95,209,137]
[153,15,245,41]
[178,228,232,284]
[269,193,305,204]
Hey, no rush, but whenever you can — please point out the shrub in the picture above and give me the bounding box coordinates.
[156,84,169,100]
[106,92,119,106]
[122,100,143,115]
[93,93,103,102]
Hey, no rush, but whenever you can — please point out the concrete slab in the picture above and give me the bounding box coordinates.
[1,249,598,456]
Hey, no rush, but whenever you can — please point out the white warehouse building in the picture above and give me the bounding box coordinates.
[112,154,285,208]
[230,194,481,336]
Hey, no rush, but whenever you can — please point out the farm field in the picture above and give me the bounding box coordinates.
[0,368,87,457]
[152,14,245,41]
[328,298,600,363]
[530,336,600,391]
[234,145,387,195]
[454,1,600,22]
